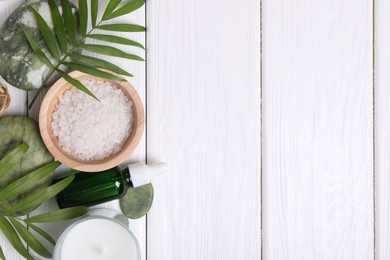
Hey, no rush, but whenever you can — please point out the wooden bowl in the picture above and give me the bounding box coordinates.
[39,71,144,172]
[0,83,10,116]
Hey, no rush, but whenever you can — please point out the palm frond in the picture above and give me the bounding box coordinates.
[24,0,146,108]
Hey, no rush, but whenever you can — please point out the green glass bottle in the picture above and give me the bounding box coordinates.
[56,162,166,209]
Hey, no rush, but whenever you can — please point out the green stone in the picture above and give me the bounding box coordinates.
[0,0,78,90]
[0,116,54,215]
[120,184,154,219]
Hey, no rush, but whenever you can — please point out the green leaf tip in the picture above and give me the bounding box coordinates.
[0,143,29,179]
[28,223,56,245]
[62,62,126,81]
[97,23,146,32]
[70,53,134,77]
[9,217,52,258]
[103,0,145,20]
[81,44,145,61]
[56,70,100,101]
[0,216,33,260]
[25,206,88,223]
[0,245,6,260]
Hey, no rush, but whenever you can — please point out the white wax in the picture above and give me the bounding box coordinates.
[59,218,138,260]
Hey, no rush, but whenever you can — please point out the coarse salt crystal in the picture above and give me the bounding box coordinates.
[51,80,134,161]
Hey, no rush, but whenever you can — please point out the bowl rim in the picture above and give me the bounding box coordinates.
[39,70,144,172]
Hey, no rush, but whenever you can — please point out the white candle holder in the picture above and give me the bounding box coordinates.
[52,208,141,260]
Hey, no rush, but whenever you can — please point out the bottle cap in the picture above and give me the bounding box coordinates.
[128,162,167,187]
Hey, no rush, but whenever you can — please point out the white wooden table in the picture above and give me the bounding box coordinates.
[4,0,390,260]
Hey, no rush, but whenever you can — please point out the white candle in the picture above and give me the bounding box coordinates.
[56,218,139,260]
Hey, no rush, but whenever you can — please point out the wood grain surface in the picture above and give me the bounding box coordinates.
[1,0,385,259]
[263,0,374,259]
[375,0,390,259]
[146,0,261,259]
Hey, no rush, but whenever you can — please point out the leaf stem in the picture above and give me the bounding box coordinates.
[28,13,108,109]
[28,50,73,109]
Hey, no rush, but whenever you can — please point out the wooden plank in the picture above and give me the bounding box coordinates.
[375,0,390,258]
[263,0,374,259]
[146,0,261,259]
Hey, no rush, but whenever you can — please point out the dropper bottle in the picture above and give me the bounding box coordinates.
[55,162,166,209]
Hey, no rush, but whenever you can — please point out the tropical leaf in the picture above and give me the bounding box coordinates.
[87,34,145,49]
[20,26,53,68]
[104,0,145,20]
[70,53,134,77]
[48,0,68,53]
[97,23,146,32]
[102,0,121,20]
[80,43,144,61]
[56,70,99,101]
[32,9,60,60]
[0,245,6,260]
[6,176,75,215]
[0,143,28,179]
[25,207,88,223]
[27,223,55,245]
[62,62,126,81]
[0,161,61,204]
[78,0,88,37]
[25,0,147,107]
[0,216,33,260]
[61,0,77,45]
[91,0,99,27]
[9,218,51,258]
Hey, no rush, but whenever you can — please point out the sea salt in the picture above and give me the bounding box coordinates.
[51,80,133,161]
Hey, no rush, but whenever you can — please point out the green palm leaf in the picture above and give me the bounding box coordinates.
[87,34,144,49]
[0,161,61,204]
[27,223,55,245]
[25,0,147,107]
[102,0,121,20]
[9,218,51,258]
[70,53,134,77]
[6,176,75,215]
[48,0,68,53]
[32,9,60,60]
[80,43,144,61]
[0,245,6,260]
[91,0,99,27]
[104,0,145,20]
[78,0,88,37]
[25,206,88,223]
[97,23,146,32]
[0,143,28,179]
[62,62,126,81]
[61,0,77,45]
[56,70,99,101]
[20,26,53,68]
[0,216,33,260]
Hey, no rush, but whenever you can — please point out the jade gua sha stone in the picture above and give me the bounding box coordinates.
[0,0,79,91]
[120,184,154,219]
[56,162,165,219]
[0,116,54,215]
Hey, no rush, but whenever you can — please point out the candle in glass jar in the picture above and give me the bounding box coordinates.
[56,218,140,260]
